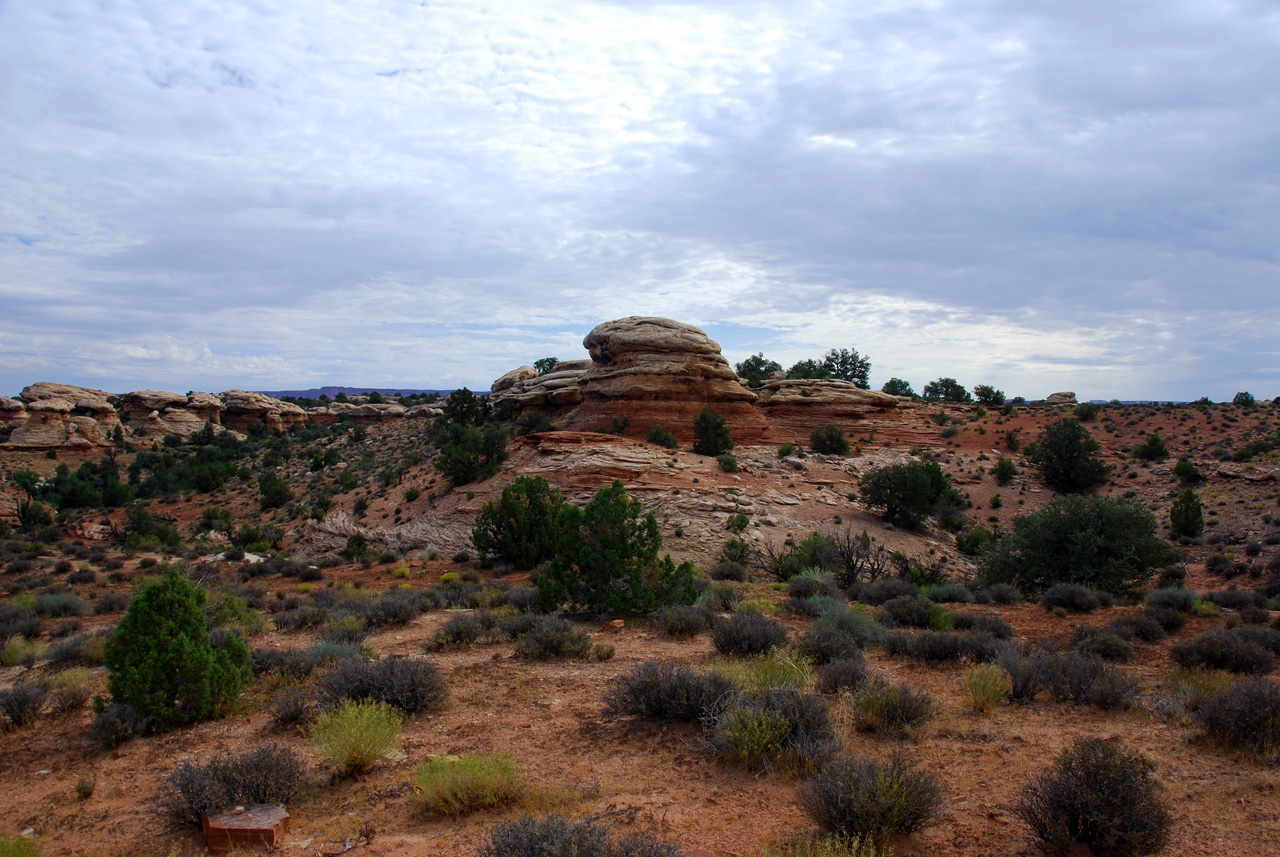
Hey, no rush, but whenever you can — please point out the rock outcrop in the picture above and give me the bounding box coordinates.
[220,390,307,432]
[1045,392,1077,406]
[5,383,117,447]
[566,318,770,441]
[753,379,899,439]
[0,396,28,427]
[120,390,226,439]
[307,402,407,424]
[491,360,590,412]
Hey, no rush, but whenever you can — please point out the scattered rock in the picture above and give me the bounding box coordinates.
[202,804,289,854]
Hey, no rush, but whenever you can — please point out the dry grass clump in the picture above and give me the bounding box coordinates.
[309,699,403,775]
[414,752,522,817]
[961,664,1013,713]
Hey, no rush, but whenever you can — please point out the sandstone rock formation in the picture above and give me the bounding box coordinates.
[220,390,306,432]
[754,379,899,439]
[4,382,117,447]
[20,382,120,435]
[307,402,407,424]
[491,360,590,412]
[566,318,770,441]
[1045,391,1077,406]
[120,390,226,439]
[0,396,28,427]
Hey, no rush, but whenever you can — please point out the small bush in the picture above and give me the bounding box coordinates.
[270,687,313,728]
[876,595,951,630]
[710,687,838,773]
[0,837,42,857]
[1015,737,1172,857]
[645,424,679,450]
[1193,678,1280,763]
[49,667,93,714]
[310,699,402,775]
[93,591,129,614]
[962,664,1012,713]
[710,649,813,692]
[847,678,935,739]
[514,616,591,660]
[414,752,522,817]
[814,655,868,695]
[430,612,492,649]
[810,424,850,455]
[1145,606,1188,633]
[1039,652,1142,710]
[88,702,150,748]
[35,592,91,618]
[0,682,47,729]
[315,656,450,712]
[712,612,787,656]
[1106,614,1166,643]
[853,577,918,606]
[1040,583,1100,613]
[709,560,748,581]
[478,813,679,857]
[1071,627,1134,662]
[1206,588,1259,611]
[155,745,306,828]
[717,454,739,473]
[604,661,736,722]
[795,622,864,666]
[925,582,973,603]
[1171,629,1275,674]
[800,753,943,842]
[653,604,711,637]
[979,583,1023,605]
[693,407,735,457]
[950,612,1014,639]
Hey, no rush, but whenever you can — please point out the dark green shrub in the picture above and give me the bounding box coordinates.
[1145,606,1188,634]
[822,347,871,387]
[955,526,993,557]
[1193,678,1280,763]
[881,378,914,397]
[810,424,850,455]
[315,656,449,712]
[735,353,782,386]
[1171,630,1275,674]
[1040,583,1100,612]
[514,616,592,660]
[603,661,735,722]
[1016,737,1171,857]
[471,476,565,569]
[699,582,743,612]
[982,495,1174,595]
[103,567,251,732]
[717,454,739,473]
[800,753,943,842]
[922,377,971,403]
[814,655,868,695]
[1131,432,1169,461]
[537,480,696,614]
[711,612,787,656]
[1039,652,1141,710]
[972,384,1005,407]
[155,745,306,828]
[1026,418,1110,493]
[1106,614,1166,643]
[794,623,864,666]
[478,813,679,857]
[1172,459,1201,483]
[257,473,294,511]
[645,424,679,450]
[434,422,508,485]
[1169,489,1204,537]
[718,537,751,566]
[992,456,1018,484]
[859,460,958,528]
[1073,402,1100,421]
[692,408,734,457]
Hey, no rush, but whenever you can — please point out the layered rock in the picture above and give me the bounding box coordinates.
[307,402,407,424]
[220,390,307,432]
[754,379,899,440]
[491,360,590,412]
[0,396,28,427]
[20,382,120,436]
[6,398,107,448]
[120,390,224,439]
[1045,392,1077,406]
[566,318,770,441]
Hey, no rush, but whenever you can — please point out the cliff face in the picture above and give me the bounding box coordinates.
[753,379,899,440]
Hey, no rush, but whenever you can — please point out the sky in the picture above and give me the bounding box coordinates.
[2,0,1278,402]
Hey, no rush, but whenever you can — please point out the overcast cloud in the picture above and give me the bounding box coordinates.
[2,0,1277,400]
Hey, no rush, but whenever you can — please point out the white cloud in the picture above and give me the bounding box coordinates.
[0,0,1276,400]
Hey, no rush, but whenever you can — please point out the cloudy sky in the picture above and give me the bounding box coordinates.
[2,0,1277,401]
